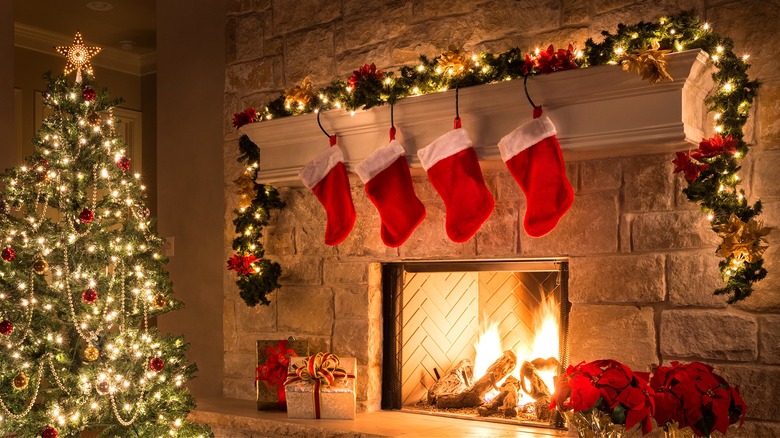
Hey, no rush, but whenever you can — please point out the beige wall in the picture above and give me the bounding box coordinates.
[0,1,13,171]
[223,0,780,434]
[157,0,226,397]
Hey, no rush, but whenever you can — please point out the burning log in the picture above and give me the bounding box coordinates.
[477,376,520,418]
[427,359,473,405]
[436,350,517,409]
[519,360,554,421]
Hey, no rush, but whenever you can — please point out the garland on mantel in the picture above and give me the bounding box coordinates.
[230,11,767,305]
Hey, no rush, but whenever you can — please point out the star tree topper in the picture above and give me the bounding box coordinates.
[55,31,102,82]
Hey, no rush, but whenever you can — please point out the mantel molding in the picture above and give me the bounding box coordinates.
[241,50,714,186]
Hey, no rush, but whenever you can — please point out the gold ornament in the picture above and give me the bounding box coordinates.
[32,257,49,275]
[621,42,673,84]
[437,45,474,76]
[153,294,168,310]
[234,172,256,210]
[284,76,315,110]
[55,31,102,76]
[13,372,29,390]
[84,344,99,362]
[715,214,772,264]
[87,111,101,127]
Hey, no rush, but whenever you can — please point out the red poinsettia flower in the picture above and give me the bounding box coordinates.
[595,360,634,408]
[535,44,578,74]
[520,53,536,76]
[348,63,384,89]
[616,373,655,435]
[697,134,738,158]
[232,107,258,129]
[673,150,709,182]
[227,253,259,275]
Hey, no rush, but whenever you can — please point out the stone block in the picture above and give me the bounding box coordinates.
[397,202,477,258]
[673,172,699,210]
[412,0,476,20]
[474,0,561,35]
[336,44,394,77]
[223,299,238,352]
[277,287,334,335]
[631,210,719,251]
[621,153,675,212]
[271,0,341,35]
[324,261,369,284]
[591,1,678,40]
[225,59,275,94]
[275,256,322,285]
[725,421,780,438]
[562,0,590,25]
[569,304,658,370]
[335,285,370,319]
[263,226,295,256]
[236,13,264,61]
[529,28,590,54]
[759,315,780,364]
[667,251,729,308]
[756,81,780,149]
[336,225,391,258]
[235,297,278,333]
[569,254,665,303]
[579,158,622,192]
[495,169,526,203]
[224,352,255,378]
[284,27,336,85]
[223,376,255,400]
[715,364,780,421]
[660,309,758,361]
[751,150,780,201]
[476,204,519,256]
[706,1,780,81]
[521,191,619,256]
[734,202,780,312]
[332,318,370,363]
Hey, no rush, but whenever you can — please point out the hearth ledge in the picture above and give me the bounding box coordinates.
[241,50,714,186]
[191,397,573,437]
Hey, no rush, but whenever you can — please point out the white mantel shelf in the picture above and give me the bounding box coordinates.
[241,50,714,186]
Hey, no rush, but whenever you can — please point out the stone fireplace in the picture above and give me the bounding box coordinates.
[217,45,780,437]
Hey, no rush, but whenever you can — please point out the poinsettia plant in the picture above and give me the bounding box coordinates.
[650,362,747,437]
[550,359,655,436]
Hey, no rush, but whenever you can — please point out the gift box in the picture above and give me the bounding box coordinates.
[256,338,309,410]
[284,353,356,419]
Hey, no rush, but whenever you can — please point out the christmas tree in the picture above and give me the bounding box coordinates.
[0,33,212,437]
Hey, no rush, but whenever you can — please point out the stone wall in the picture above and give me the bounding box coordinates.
[223,0,780,435]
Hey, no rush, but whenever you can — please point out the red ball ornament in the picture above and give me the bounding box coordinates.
[82,86,96,102]
[81,288,98,304]
[79,208,95,224]
[149,357,164,372]
[41,426,58,438]
[0,320,12,335]
[1,247,15,262]
[116,156,131,171]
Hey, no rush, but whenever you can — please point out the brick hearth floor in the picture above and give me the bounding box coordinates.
[191,398,572,437]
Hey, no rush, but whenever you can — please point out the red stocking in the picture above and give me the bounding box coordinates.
[356,135,425,247]
[417,119,494,243]
[498,107,574,237]
[299,135,356,245]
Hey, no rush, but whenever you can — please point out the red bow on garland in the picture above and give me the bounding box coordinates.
[284,352,355,418]
[256,340,297,409]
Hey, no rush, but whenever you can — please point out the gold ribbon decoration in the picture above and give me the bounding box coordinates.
[233,172,256,210]
[621,42,673,84]
[437,45,474,76]
[284,352,352,387]
[715,214,771,264]
[284,76,315,110]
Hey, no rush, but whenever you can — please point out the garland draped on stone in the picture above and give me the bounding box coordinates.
[231,11,766,304]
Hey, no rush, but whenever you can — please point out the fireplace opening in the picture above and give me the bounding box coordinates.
[382,260,570,429]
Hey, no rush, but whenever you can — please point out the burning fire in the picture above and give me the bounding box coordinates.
[473,296,559,406]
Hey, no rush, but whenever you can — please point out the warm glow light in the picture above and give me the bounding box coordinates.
[473,322,502,380]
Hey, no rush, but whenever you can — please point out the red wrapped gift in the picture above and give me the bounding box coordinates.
[256,338,308,410]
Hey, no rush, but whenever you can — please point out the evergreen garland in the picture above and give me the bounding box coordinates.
[232,11,765,304]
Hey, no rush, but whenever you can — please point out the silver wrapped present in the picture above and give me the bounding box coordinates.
[284,353,356,419]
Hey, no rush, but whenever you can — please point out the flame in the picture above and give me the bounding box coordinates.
[473,322,501,379]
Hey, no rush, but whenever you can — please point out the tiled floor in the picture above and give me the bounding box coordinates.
[192,398,572,437]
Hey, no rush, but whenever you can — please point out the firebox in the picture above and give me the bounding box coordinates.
[382,260,570,429]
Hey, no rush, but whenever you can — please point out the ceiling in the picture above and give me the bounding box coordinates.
[14,0,156,55]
